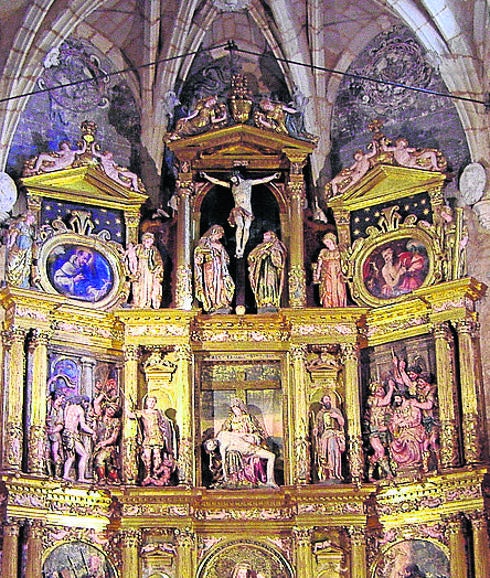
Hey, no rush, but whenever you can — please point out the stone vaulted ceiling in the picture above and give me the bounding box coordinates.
[0,0,488,188]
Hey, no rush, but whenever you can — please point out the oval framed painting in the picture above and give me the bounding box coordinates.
[352,228,439,307]
[37,233,128,309]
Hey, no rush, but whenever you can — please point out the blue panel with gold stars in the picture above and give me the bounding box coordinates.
[41,200,125,244]
[350,192,432,240]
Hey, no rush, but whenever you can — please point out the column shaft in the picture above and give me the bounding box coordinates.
[175,178,193,310]
[121,530,140,578]
[176,345,193,485]
[25,520,44,578]
[122,346,139,484]
[341,344,363,482]
[291,346,309,484]
[1,522,20,578]
[447,515,468,578]
[432,322,459,468]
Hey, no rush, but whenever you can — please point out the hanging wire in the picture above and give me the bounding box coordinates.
[0,40,488,109]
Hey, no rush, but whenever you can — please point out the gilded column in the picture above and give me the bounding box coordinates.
[175,344,193,485]
[122,345,140,484]
[453,320,483,463]
[431,322,459,468]
[340,343,363,482]
[285,156,307,308]
[1,520,20,578]
[3,327,27,471]
[290,345,310,484]
[469,511,490,578]
[175,165,194,310]
[125,212,141,246]
[176,527,196,577]
[348,526,367,578]
[28,330,51,475]
[25,519,44,578]
[121,529,141,578]
[293,527,313,578]
[446,514,468,578]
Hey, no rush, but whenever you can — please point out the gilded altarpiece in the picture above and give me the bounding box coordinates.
[0,121,488,578]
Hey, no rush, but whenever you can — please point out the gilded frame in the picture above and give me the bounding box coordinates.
[37,232,129,310]
[348,219,442,308]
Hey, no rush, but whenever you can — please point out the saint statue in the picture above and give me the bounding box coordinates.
[247,230,287,311]
[194,225,235,313]
[312,233,347,307]
[126,232,164,309]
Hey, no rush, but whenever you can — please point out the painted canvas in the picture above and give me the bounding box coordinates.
[47,243,113,302]
[375,539,449,578]
[363,237,429,299]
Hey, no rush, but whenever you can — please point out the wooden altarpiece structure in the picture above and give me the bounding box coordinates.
[0,120,489,578]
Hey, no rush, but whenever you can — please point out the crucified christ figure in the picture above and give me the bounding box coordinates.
[201,170,280,258]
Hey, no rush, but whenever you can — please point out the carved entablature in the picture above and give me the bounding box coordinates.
[326,132,468,308]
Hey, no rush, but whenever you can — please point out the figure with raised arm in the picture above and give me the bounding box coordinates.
[167,95,227,140]
[326,146,377,197]
[247,230,287,311]
[201,170,280,258]
[380,137,444,171]
[30,140,87,174]
[194,225,235,313]
[92,392,121,484]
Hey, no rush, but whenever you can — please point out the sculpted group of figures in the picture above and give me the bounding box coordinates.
[46,379,177,486]
[364,352,440,480]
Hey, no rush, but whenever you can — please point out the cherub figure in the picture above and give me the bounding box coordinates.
[326,146,377,197]
[26,140,87,175]
[380,137,445,171]
[91,144,143,191]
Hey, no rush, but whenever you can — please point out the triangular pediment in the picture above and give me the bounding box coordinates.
[167,124,315,169]
[21,165,148,211]
[328,163,446,212]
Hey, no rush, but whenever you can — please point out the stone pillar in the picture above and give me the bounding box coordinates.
[446,514,468,578]
[121,529,141,578]
[340,343,363,483]
[285,155,307,308]
[25,520,44,578]
[2,328,27,471]
[175,344,193,485]
[453,320,483,463]
[290,345,310,485]
[1,520,20,578]
[348,526,367,578]
[432,322,459,468]
[79,355,96,397]
[175,165,194,310]
[176,528,195,577]
[122,345,140,484]
[293,527,313,578]
[28,330,51,475]
[469,511,490,578]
